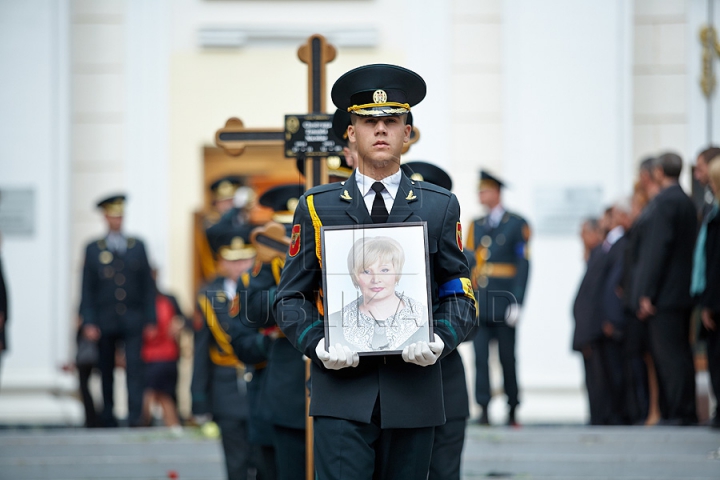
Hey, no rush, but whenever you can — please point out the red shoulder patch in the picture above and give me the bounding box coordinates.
[456,222,463,250]
[229,296,240,318]
[289,224,301,257]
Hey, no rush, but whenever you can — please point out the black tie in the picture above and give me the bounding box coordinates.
[371,182,389,223]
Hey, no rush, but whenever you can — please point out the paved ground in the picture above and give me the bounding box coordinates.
[0,424,718,480]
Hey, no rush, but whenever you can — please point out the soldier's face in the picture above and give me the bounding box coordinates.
[348,116,411,173]
[214,198,234,215]
[479,187,500,208]
[105,214,123,232]
[221,257,255,281]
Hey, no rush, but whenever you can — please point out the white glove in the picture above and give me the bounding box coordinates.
[315,338,359,370]
[402,334,444,367]
[505,304,521,327]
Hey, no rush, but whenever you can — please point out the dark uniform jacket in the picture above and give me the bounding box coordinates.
[244,257,307,430]
[633,185,697,312]
[192,276,270,420]
[80,235,156,332]
[467,211,530,323]
[439,249,477,421]
[273,171,476,429]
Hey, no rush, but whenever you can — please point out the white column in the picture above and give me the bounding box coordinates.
[403,0,452,168]
[124,0,170,287]
[0,0,78,423]
[503,0,633,422]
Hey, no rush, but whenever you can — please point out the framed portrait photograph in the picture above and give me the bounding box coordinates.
[321,222,433,356]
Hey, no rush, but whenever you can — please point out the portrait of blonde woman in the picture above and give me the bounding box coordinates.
[328,235,429,353]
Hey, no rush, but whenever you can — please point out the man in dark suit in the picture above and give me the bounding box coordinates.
[633,153,698,425]
[401,161,471,480]
[79,195,156,427]
[572,220,607,424]
[192,228,270,480]
[467,170,531,426]
[274,64,475,480]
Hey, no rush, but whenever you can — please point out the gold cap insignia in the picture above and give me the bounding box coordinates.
[410,173,424,182]
[373,89,388,104]
[103,200,125,217]
[287,198,299,212]
[219,236,257,261]
[215,180,237,201]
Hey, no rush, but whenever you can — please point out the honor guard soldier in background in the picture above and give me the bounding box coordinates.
[401,161,474,480]
[196,176,245,283]
[467,171,531,426]
[192,228,272,480]
[239,183,305,480]
[79,195,156,427]
[274,64,476,480]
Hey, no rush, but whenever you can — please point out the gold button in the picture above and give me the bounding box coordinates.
[481,235,492,248]
[115,274,126,286]
[243,372,253,382]
[99,251,113,265]
[116,304,127,315]
[477,276,489,288]
[115,288,127,301]
[103,266,115,278]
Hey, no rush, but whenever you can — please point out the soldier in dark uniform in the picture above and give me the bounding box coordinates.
[467,171,530,426]
[401,161,473,480]
[196,176,245,283]
[274,64,476,480]
[192,229,271,480]
[79,195,156,427]
[238,183,305,480]
[211,181,257,237]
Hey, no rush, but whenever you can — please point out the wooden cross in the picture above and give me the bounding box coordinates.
[216,34,335,190]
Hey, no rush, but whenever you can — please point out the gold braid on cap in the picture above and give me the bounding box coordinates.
[347,102,411,114]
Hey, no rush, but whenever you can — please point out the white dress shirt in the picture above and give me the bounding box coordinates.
[223,278,237,300]
[487,205,506,228]
[355,169,402,216]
